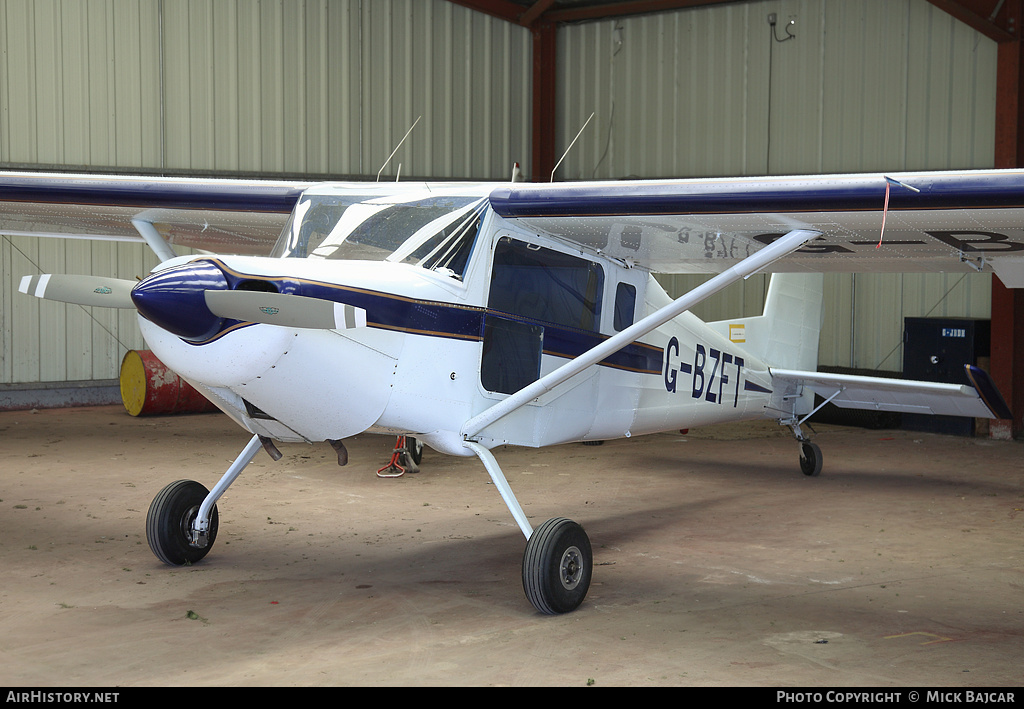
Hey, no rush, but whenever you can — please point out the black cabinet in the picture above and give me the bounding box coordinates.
[902,317,990,436]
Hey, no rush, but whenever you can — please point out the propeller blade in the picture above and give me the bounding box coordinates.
[204,290,367,330]
[18,274,137,309]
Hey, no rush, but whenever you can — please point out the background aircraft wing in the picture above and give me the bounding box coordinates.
[768,365,1012,420]
[487,170,1024,287]
[0,171,312,255]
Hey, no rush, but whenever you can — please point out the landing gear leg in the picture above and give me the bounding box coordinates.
[782,418,823,477]
[147,434,263,565]
[779,387,844,476]
[464,441,592,615]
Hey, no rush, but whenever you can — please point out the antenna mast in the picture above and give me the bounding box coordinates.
[550,112,595,182]
[377,115,422,182]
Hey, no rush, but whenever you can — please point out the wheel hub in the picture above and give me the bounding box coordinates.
[559,545,584,590]
[181,504,208,548]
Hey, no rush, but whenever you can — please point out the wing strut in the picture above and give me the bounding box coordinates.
[132,218,178,263]
[460,228,820,441]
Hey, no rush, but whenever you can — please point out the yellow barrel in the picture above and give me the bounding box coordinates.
[119,350,218,416]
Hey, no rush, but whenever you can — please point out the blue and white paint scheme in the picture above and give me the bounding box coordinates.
[6,169,1019,614]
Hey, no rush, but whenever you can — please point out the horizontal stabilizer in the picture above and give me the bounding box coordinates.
[204,290,367,330]
[18,274,136,309]
[770,365,1012,420]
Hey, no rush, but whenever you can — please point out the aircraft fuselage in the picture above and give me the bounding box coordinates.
[135,214,778,457]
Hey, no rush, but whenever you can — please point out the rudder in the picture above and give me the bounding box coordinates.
[708,273,824,371]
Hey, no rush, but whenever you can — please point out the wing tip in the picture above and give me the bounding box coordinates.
[964,365,1013,420]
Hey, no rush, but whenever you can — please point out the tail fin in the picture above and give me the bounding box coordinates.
[708,273,824,371]
[707,273,823,416]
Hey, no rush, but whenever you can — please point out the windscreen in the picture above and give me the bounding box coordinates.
[272,191,484,278]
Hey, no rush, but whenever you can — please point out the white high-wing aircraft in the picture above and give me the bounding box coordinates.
[5,168,1019,614]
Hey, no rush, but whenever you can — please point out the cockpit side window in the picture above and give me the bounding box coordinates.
[481,237,603,395]
[613,282,637,331]
[487,238,603,331]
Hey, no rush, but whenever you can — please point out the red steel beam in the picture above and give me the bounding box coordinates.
[448,0,748,26]
[990,0,1024,438]
[546,0,747,24]
[925,0,1016,41]
[520,0,558,28]
[531,21,558,182]
[444,0,523,24]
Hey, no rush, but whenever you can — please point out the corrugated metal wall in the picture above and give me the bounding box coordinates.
[0,0,1002,389]
[0,0,531,177]
[555,0,997,371]
[0,0,532,387]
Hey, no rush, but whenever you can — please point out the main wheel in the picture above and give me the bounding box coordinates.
[405,436,424,465]
[799,441,823,477]
[522,517,593,615]
[147,479,218,565]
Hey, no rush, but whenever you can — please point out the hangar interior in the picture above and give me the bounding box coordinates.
[1,0,1022,437]
[2,2,1023,687]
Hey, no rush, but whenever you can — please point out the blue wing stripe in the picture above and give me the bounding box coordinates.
[0,174,305,214]
[489,171,1024,219]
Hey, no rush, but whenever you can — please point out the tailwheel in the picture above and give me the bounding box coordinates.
[147,480,218,565]
[522,517,593,615]
[799,441,823,477]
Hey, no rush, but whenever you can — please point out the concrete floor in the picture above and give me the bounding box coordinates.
[1,405,1021,687]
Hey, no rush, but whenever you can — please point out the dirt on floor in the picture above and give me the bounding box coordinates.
[0,405,1022,687]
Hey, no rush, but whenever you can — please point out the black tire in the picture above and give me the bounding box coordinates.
[407,436,424,465]
[147,480,218,565]
[800,442,823,477]
[522,517,593,615]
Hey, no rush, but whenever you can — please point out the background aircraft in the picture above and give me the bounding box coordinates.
[4,168,1018,614]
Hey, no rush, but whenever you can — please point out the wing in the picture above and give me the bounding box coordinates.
[11,168,1024,282]
[769,365,1012,420]
[0,171,312,255]
[488,170,1024,287]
